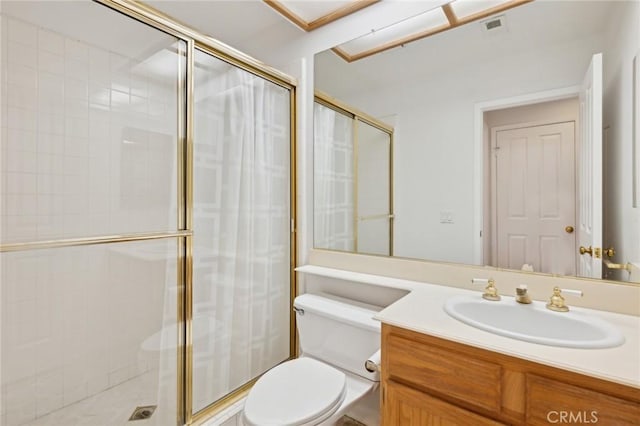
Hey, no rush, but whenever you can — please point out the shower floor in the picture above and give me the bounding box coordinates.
[21,370,164,426]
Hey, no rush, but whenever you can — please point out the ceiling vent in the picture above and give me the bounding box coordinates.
[480,15,507,34]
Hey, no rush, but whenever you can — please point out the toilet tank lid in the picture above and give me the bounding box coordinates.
[294,293,382,332]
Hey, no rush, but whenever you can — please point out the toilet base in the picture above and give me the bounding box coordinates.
[317,371,378,426]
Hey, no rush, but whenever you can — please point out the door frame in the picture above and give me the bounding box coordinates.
[473,85,581,264]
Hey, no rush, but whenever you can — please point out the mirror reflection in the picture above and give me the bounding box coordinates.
[314,95,393,256]
[313,0,640,283]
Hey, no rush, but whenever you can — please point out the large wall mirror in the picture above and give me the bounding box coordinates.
[313,0,640,283]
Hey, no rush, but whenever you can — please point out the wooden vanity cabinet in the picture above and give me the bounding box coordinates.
[381,324,640,425]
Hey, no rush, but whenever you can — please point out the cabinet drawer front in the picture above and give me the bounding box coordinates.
[526,375,640,425]
[386,333,502,413]
[384,381,505,426]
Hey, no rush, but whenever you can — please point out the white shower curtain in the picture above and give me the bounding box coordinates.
[192,51,291,411]
[314,103,355,251]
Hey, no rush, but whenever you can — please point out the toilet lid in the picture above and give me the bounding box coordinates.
[243,358,346,426]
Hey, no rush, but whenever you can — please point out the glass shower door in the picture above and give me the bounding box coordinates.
[356,119,392,256]
[313,102,355,252]
[0,2,186,425]
[191,48,292,414]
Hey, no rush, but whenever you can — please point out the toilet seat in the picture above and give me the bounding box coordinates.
[243,357,347,426]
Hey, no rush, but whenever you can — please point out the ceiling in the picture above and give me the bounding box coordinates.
[333,0,534,62]
[315,0,620,99]
[144,0,301,59]
[263,0,379,31]
[2,0,619,90]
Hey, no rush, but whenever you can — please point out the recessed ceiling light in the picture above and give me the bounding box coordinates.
[331,0,533,62]
[264,0,379,31]
[337,7,449,57]
[450,0,512,19]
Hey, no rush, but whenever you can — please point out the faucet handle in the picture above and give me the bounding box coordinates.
[559,288,583,297]
[546,287,583,312]
[471,278,501,301]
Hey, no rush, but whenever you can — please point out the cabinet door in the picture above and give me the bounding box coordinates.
[526,375,640,425]
[383,381,505,426]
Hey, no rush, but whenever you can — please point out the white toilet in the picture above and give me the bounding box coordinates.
[242,293,381,426]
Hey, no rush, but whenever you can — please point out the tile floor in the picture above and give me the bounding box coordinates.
[21,371,167,426]
[18,371,369,426]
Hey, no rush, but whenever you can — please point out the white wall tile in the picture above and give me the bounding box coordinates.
[7,172,37,194]
[64,98,89,119]
[62,155,88,176]
[38,113,65,135]
[38,29,64,55]
[65,76,88,100]
[7,85,37,111]
[8,41,37,68]
[89,48,110,82]
[3,214,38,240]
[37,133,64,155]
[7,64,37,89]
[63,357,88,406]
[38,50,64,75]
[4,377,37,425]
[8,107,37,132]
[4,194,37,215]
[8,19,37,47]
[2,329,37,383]
[7,129,36,152]
[64,39,88,62]
[64,58,89,82]
[35,370,64,418]
[5,149,37,173]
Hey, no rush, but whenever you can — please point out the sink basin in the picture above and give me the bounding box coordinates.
[444,295,625,349]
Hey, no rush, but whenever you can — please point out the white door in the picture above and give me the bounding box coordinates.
[495,122,576,275]
[577,53,603,278]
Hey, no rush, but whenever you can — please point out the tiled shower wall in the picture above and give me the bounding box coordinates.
[0,15,178,243]
[1,242,177,425]
[1,14,180,425]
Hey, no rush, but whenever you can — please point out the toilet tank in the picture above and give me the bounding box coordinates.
[294,293,381,382]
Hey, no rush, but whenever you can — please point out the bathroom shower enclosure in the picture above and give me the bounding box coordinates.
[0,1,296,425]
[314,94,393,256]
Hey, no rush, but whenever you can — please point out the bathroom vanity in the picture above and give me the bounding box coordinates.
[296,265,640,425]
[375,286,640,425]
[381,325,640,425]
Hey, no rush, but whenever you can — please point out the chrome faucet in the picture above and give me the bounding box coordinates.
[471,278,501,301]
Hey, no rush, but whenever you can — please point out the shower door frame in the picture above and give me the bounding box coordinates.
[95,2,299,424]
[314,91,395,256]
[0,0,298,424]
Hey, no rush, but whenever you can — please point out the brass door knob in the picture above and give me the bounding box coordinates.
[565,225,574,234]
[603,247,615,258]
[579,246,593,256]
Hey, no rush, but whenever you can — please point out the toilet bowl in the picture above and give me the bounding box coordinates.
[243,357,377,426]
[242,293,381,426]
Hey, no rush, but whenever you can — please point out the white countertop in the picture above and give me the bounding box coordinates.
[296,265,640,389]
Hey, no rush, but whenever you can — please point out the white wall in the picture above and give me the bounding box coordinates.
[339,34,604,264]
[602,0,640,280]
